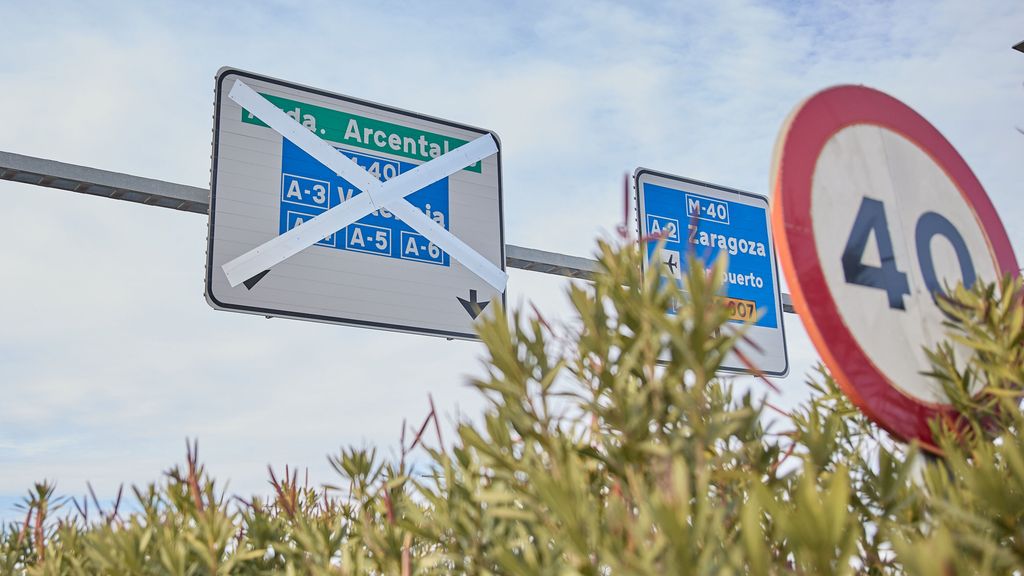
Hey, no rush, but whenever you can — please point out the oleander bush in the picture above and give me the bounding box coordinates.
[2,238,1023,575]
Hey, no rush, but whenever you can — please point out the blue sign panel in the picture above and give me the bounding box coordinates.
[278,139,450,267]
[640,182,778,329]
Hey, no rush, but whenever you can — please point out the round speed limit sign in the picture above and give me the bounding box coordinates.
[772,85,1018,448]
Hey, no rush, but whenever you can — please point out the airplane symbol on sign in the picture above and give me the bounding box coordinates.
[665,253,678,275]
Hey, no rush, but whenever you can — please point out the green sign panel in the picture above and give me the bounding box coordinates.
[241,94,481,173]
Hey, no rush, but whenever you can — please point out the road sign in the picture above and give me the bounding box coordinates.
[635,169,789,377]
[220,80,505,291]
[772,85,1019,448]
[206,68,506,339]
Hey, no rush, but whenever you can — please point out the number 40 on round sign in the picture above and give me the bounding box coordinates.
[843,197,976,310]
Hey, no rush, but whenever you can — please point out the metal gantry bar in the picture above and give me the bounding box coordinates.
[0,150,796,314]
[0,151,208,214]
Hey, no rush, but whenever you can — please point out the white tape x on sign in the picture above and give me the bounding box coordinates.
[222,80,506,292]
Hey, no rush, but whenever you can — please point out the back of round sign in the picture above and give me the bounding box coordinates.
[771,85,1018,450]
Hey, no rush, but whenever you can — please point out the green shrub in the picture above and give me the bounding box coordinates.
[3,239,1022,575]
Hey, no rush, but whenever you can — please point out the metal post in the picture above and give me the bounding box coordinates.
[0,150,796,313]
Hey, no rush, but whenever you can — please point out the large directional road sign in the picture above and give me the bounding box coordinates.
[636,169,789,376]
[206,68,506,339]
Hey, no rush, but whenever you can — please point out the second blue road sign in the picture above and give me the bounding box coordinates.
[635,168,789,376]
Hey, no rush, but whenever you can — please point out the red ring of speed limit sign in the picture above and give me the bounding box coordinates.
[771,85,1018,450]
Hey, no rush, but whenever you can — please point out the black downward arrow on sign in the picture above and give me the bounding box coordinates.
[457,289,490,319]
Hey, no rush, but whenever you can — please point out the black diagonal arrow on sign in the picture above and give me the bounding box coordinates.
[457,289,490,319]
[243,269,271,290]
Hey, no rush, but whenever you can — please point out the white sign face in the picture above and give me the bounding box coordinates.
[636,169,789,377]
[206,68,505,340]
[812,125,998,403]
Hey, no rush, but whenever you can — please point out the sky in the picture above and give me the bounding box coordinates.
[1,0,1022,522]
